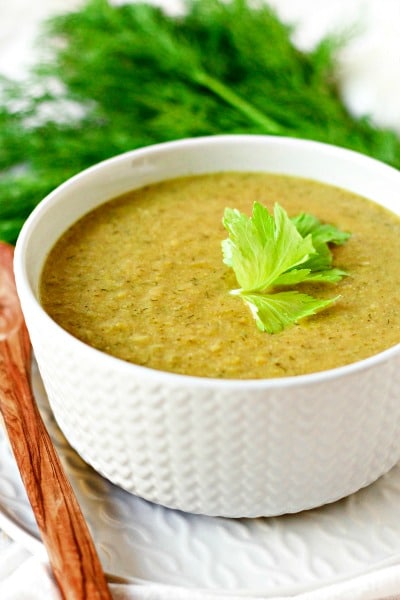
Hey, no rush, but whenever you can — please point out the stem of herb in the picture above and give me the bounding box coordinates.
[192,70,286,135]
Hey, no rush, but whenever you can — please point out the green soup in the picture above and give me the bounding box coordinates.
[40,172,400,378]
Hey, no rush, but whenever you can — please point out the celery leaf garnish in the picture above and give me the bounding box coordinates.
[242,291,338,334]
[222,202,314,292]
[222,202,350,333]
[291,213,351,273]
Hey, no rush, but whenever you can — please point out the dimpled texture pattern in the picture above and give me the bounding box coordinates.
[25,307,400,518]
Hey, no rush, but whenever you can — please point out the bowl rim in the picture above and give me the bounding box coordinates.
[14,133,400,389]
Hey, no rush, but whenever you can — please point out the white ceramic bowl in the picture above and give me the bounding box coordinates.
[14,135,400,518]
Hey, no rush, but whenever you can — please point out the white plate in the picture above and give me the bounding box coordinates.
[1,364,400,597]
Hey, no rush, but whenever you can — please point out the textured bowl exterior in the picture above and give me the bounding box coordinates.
[14,135,400,517]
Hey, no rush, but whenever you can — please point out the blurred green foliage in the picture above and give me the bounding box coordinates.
[1,0,399,243]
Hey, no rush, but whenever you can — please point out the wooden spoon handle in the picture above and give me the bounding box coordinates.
[0,242,112,600]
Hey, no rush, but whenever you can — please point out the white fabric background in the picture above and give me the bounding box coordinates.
[0,1,400,598]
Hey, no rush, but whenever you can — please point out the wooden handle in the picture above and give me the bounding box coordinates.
[0,242,112,600]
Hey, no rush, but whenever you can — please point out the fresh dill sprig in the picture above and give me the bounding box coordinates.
[1,0,400,243]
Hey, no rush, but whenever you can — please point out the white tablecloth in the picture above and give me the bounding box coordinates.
[1,0,400,597]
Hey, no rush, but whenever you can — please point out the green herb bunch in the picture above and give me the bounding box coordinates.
[1,0,400,243]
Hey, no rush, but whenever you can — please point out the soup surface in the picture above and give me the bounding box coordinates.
[41,172,400,378]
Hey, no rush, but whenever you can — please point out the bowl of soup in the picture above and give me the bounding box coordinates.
[14,135,400,517]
